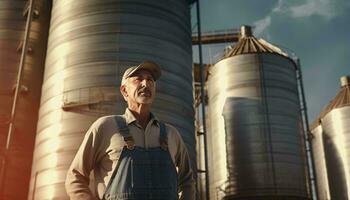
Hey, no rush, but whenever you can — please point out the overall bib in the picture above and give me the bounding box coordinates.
[103,116,178,200]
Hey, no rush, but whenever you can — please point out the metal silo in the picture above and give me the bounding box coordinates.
[207,26,309,199]
[311,76,350,199]
[28,0,195,199]
[310,124,330,200]
[0,0,50,199]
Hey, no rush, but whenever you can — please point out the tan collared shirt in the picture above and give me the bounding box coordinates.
[65,109,195,200]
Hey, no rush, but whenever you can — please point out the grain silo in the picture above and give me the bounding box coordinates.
[28,0,196,199]
[0,0,50,199]
[311,75,350,199]
[206,26,310,199]
[310,125,329,200]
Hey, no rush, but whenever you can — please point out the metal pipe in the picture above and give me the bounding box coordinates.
[257,53,277,193]
[340,76,350,87]
[195,0,210,199]
[0,0,35,195]
[296,59,319,200]
[6,0,35,151]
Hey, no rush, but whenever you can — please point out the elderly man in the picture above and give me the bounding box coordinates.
[65,61,195,200]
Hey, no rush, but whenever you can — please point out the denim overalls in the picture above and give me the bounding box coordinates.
[103,116,178,200]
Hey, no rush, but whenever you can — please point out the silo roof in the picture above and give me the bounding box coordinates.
[310,77,350,129]
[225,26,288,58]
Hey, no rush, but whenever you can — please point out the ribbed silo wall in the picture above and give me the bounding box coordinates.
[0,0,50,199]
[311,124,330,199]
[28,0,195,199]
[319,106,350,199]
[207,53,309,199]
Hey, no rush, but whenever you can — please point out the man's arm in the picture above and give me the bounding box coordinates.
[65,120,100,200]
[173,129,196,200]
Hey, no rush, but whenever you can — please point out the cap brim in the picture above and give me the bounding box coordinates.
[127,61,161,80]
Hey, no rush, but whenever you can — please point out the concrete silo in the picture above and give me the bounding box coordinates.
[0,0,50,199]
[206,26,310,199]
[311,75,350,199]
[28,0,196,199]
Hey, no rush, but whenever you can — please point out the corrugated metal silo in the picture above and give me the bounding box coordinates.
[28,0,195,199]
[310,124,330,199]
[0,0,50,199]
[311,75,350,199]
[206,26,309,199]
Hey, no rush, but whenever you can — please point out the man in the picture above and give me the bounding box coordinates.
[65,61,195,200]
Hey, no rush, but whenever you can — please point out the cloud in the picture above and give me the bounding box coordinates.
[272,0,287,13]
[252,0,284,37]
[289,0,334,19]
[251,0,350,38]
[275,0,350,19]
[253,16,271,38]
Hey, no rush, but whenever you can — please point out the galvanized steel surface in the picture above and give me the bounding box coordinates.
[310,77,350,130]
[0,0,50,199]
[311,77,350,199]
[28,0,195,199]
[315,106,350,199]
[311,125,330,200]
[207,53,309,199]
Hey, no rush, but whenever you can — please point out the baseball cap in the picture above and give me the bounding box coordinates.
[121,61,161,85]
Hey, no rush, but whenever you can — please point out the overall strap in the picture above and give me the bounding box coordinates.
[103,116,134,199]
[159,122,168,151]
[114,115,134,150]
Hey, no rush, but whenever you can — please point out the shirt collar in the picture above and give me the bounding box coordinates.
[124,108,159,127]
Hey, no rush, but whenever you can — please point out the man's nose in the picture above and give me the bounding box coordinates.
[140,79,148,87]
[141,79,151,87]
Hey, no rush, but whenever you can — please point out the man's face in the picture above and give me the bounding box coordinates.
[121,69,156,105]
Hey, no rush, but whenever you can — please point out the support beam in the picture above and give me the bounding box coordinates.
[192,29,240,45]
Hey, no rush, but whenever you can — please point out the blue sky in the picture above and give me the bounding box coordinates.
[191,0,350,122]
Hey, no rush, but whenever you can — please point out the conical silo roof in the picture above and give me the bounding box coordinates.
[311,76,350,129]
[225,25,288,58]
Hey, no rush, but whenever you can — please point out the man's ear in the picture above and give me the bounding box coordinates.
[120,85,128,101]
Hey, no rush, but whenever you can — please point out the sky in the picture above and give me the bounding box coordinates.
[191,0,350,122]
